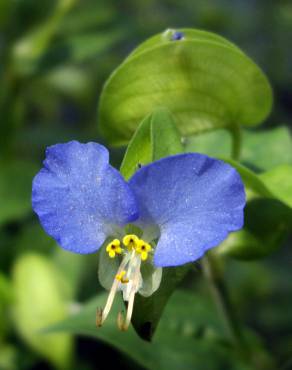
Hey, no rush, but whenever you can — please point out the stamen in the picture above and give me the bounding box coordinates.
[106,238,122,258]
[123,234,139,250]
[117,257,141,331]
[97,253,130,327]
[117,310,125,331]
[135,240,152,261]
[96,308,103,327]
[116,270,129,284]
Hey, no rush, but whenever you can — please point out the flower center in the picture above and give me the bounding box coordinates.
[96,234,152,331]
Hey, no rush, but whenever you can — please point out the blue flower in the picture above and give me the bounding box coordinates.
[32,141,245,329]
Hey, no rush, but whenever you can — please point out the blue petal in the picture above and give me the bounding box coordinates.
[129,153,245,267]
[32,141,138,254]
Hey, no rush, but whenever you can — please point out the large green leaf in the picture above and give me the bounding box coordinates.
[0,160,37,225]
[46,291,254,370]
[12,254,73,369]
[98,28,272,145]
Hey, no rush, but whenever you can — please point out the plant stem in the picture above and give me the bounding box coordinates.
[230,124,242,161]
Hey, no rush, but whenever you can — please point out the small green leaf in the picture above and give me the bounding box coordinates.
[120,113,152,180]
[98,28,272,145]
[218,198,292,260]
[120,108,183,179]
[12,254,73,369]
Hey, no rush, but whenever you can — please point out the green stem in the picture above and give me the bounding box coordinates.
[230,124,242,161]
[202,255,248,354]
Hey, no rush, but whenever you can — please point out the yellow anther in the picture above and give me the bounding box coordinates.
[115,270,129,284]
[106,239,122,258]
[122,234,139,250]
[135,240,152,261]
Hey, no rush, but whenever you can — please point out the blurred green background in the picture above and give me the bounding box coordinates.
[0,1,292,369]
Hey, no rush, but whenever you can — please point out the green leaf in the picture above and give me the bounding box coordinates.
[217,198,292,260]
[0,160,37,225]
[46,291,253,370]
[120,114,152,180]
[98,28,272,145]
[12,254,73,369]
[260,165,292,208]
[120,108,183,179]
